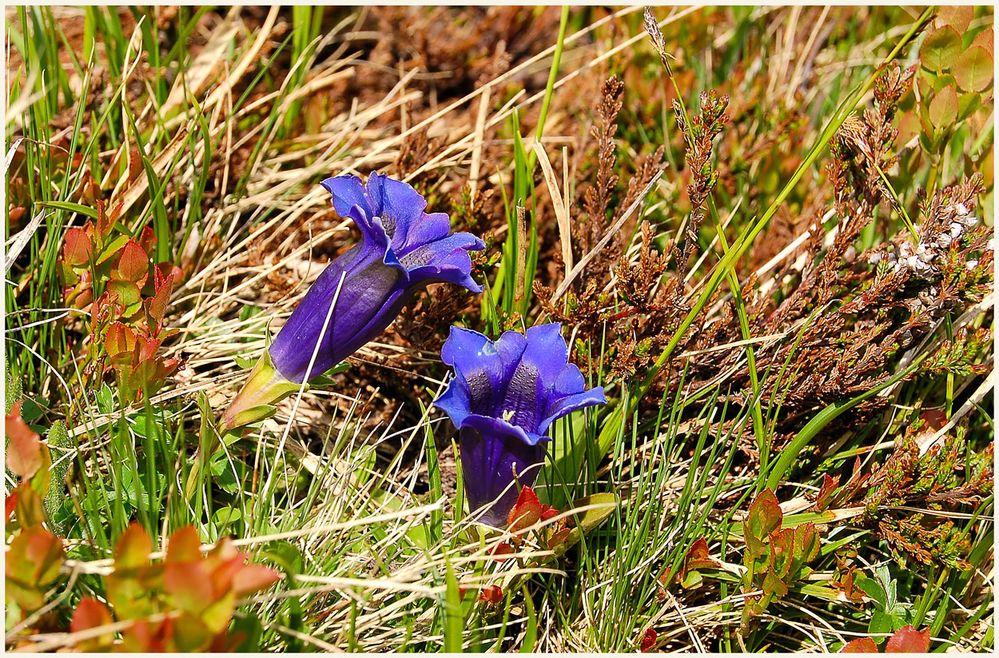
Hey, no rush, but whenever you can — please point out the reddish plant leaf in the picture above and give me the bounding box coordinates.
[540,504,560,521]
[490,542,515,561]
[115,239,150,284]
[885,626,931,653]
[71,596,114,632]
[841,637,879,653]
[683,537,722,573]
[507,485,543,533]
[814,473,840,511]
[164,561,214,614]
[62,227,93,266]
[640,628,658,652]
[478,584,503,605]
[5,401,43,479]
[70,597,115,651]
[769,528,795,576]
[6,525,65,611]
[936,6,973,33]
[115,522,153,570]
[745,489,782,541]
[105,322,137,357]
[547,526,574,550]
[953,46,993,93]
[794,523,821,565]
[231,564,280,596]
[166,525,203,564]
[5,493,16,523]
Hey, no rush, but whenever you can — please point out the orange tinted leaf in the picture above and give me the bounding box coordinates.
[841,637,879,653]
[684,537,722,573]
[115,522,152,570]
[5,493,16,523]
[14,482,46,529]
[539,504,560,521]
[490,542,515,561]
[928,86,958,127]
[62,227,93,266]
[166,526,203,564]
[71,596,114,632]
[116,239,149,284]
[937,6,973,33]
[105,322,137,357]
[70,597,115,650]
[972,28,993,57]
[794,522,821,565]
[477,584,503,605]
[953,46,993,93]
[5,401,43,479]
[745,488,782,540]
[164,562,214,614]
[885,626,931,653]
[814,473,840,511]
[232,564,280,596]
[507,485,543,533]
[6,525,65,610]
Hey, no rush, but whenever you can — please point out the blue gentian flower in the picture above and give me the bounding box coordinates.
[222,172,484,432]
[435,324,606,527]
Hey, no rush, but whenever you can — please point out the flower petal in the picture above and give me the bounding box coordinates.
[538,386,606,434]
[404,232,485,292]
[365,172,427,248]
[440,326,527,418]
[321,175,371,219]
[458,415,548,526]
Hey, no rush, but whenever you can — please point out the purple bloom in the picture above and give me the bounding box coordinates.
[435,324,606,526]
[221,172,483,433]
[268,172,484,384]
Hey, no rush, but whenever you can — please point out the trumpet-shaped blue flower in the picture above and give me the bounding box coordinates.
[435,324,606,526]
[222,172,484,432]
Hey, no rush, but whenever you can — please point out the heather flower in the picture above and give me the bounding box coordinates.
[222,172,484,432]
[435,324,606,526]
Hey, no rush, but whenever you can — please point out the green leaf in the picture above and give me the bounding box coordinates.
[920,27,962,72]
[443,560,464,653]
[550,492,618,557]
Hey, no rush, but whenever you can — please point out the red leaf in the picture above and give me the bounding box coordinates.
[540,504,560,521]
[232,564,280,596]
[507,485,542,533]
[62,227,93,266]
[71,597,114,632]
[166,525,203,563]
[885,626,931,653]
[490,542,515,562]
[841,637,879,653]
[640,628,658,652]
[547,527,573,550]
[683,537,722,573]
[5,401,43,479]
[115,522,152,570]
[115,239,149,284]
[70,597,116,651]
[814,473,840,511]
[145,270,176,332]
[164,561,213,613]
[5,493,16,522]
[477,584,503,605]
[745,489,782,540]
[105,322,137,358]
